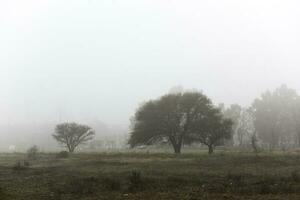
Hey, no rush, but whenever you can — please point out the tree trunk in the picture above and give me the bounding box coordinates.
[208,145,214,154]
[169,135,183,154]
[68,145,75,153]
[173,144,182,154]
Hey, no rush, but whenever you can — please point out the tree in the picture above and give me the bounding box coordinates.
[252,85,300,149]
[190,110,233,154]
[53,122,95,152]
[234,108,255,147]
[221,104,242,145]
[129,92,211,153]
[129,91,233,154]
[27,145,39,160]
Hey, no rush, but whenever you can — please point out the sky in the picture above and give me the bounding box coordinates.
[1,0,300,126]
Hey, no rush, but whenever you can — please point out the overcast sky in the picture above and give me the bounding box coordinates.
[1,0,300,125]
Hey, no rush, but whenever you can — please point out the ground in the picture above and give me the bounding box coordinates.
[0,150,300,200]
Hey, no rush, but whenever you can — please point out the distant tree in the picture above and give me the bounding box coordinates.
[251,133,259,154]
[222,104,242,145]
[252,85,300,149]
[27,145,39,160]
[53,122,95,152]
[190,111,233,154]
[129,91,233,154]
[223,104,242,128]
[234,108,255,147]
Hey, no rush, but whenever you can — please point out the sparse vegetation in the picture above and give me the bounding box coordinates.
[0,151,299,199]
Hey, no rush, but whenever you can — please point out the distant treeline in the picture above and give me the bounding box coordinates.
[129,85,300,153]
[5,85,300,154]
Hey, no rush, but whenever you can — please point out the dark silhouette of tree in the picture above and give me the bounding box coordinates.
[190,109,233,154]
[53,122,95,152]
[129,91,233,154]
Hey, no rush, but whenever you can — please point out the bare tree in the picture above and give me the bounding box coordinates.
[53,122,95,152]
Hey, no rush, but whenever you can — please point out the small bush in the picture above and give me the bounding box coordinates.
[27,145,39,160]
[56,151,69,159]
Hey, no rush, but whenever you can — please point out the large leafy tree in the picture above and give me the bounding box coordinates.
[53,122,95,152]
[129,91,233,154]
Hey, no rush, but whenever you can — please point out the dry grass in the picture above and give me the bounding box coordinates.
[0,151,299,199]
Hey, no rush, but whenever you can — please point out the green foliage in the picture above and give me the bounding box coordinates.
[129,91,233,154]
[53,122,95,152]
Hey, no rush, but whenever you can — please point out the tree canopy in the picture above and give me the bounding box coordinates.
[129,91,233,154]
[252,85,300,149]
[53,122,95,152]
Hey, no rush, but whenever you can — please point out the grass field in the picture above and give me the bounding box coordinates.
[0,151,300,200]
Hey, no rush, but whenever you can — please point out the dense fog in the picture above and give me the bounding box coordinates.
[1,0,300,151]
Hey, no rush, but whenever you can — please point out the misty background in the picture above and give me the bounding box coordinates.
[1,0,300,151]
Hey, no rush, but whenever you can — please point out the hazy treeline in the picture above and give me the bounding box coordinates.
[2,84,300,153]
[129,85,300,153]
[221,84,300,150]
[0,121,127,152]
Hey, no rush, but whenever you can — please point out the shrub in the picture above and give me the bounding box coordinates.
[56,151,69,159]
[27,145,39,160]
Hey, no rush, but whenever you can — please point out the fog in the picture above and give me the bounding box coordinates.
[1,0,300,150]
